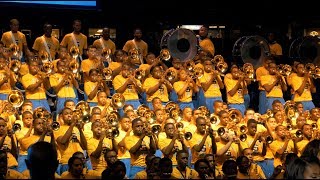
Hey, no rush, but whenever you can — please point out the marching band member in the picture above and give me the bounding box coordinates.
[236,155,266,179]
[171,150,199,179]
[296,124,313,156]
[81,45,103,82]
[0,150,25,179]
[199,59,224,114]
[269,125,298,167]
[261,62,287,111]
[197,25,215,57]
[291,63,316,111]
[21,60,51,112]
[307,107,320,128]
[32,23,59,61]
[143,66,171,109]
[151,97,164,111]
[60,19,88,60]
[110,49,127,78]
[224,65,246,115]
[84,69,108,107]
[0,57,16,100]
[256,58,272,114]
[92,27,116,54]
[122,28,148,62]
[124,118,156,179]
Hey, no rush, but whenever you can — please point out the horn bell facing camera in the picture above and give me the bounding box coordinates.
[8,90,24,108]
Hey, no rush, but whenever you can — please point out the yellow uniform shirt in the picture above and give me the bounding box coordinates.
[84,81,98,102]
[55,125,84,164]
[216,141,239,170]
[240,134,273,162]
[21,73,46,99]
[5,169,26,179]
[32,35,60,59]
[113,75,140,101]
[199,72,222,97]
[237,163,266,179]
[199,37,215,56]
[81,59,99,75]
[0,70,13,94]
[261,74,283,98]
[269,42,283,56]
[184,123,197,134]
[123,39,148,58]
[114,128,132,159]
[1,136,18,168]
[158,137,183,165]
[108,62,122,72]
[87,137,113,174]
[143,77,169,102]
[19,134,51,152]
[49,73,76,98]
[15,126,33,156]
[287,72,297,87]
[19,63,29,76]
[124,135,150,166]
[269,140,295,167]
[1,31,27,51]
[256,66,269,90]
[134,170,147,179]
[60,33,88,55]
[188,132,212,164]
[297,139,310,157]
[173,81,193,102]
[292,76,313,101]
[92,38,116,54]
[139,64,150,72]
[171,167,199,179]
[224,76,244,104]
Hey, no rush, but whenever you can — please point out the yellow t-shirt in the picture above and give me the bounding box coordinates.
[108,62,122,72]
[113,75,140,101]
[143,77,169,102]
[158,137,183,165]
[188,132,212,164]
[87,137,113,174]
[21,73,46,99]
[114,128,132,159]
[237,163,266,179]
[240,134,273,162]
[199,72,222,97]
[84,81,98,102]
[81,59,99,75]
[60,32,88,55]
[32,35,60,59]
[269,139,295,167]
[171,167,199,179]
[19,63,29,77]
[287,72,297,87]
[199,37,215,56]
[19,134,51,152]
[256,66,269,90]
[139,64,150,72]
[216,141,239,170]
[134,170,147,179]
[1,136,18,168]
[124,135,150,166]
[224,76,244,104]
[92,38,116,54]
[1,31,27,51]
[292,76,312,101]
[269,43,283,56]
[15,126,34,156]
[261,74,283,98]
[297,139,310,156]
[55,125,84,164]
[49,73,76,98]
[5,169,26,179]
[173,81,193,102]
[122,39,148,57]
[0,70,13,94]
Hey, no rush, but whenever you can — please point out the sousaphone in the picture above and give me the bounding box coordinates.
[232,35,270,69]
[289,36,320,64]
[160,28,198,62]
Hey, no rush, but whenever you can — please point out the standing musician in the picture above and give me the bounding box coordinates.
[32,23,60,61]
[197,25,215,57]
[0,57,16,100]
[224,65,246,115]
[291,63,316,111]
[261,62,287,111]
[256,58,272,114]
[122,28,148,64]
[92,27,116,55]
[60,19,88,61]
[199,59,224,114]
[21,60,51,112]
[143,65,172,109]
[81,45,103,82]
[296,124,313,156]
[84,69,108,107]
[1,19,31,62]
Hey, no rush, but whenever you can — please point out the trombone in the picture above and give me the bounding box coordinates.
[242,63,256,81]
[7,90,24,108]
[134,69,146,81]
[111,93,125,109]
[165,69,177,82]
[159,48,171,61]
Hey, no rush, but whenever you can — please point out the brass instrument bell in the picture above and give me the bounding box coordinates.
[266,109,274,118]
[228,108,242,123]
[159,48,171,61]
[102,47,112,60]
[12,123,21,133]
[277,64,292,76]
[136,104,150,117]
[9,44,21,59]
[266,136,273,144]
[108,111,120,123]
[143,110,156,125]
[191,67,204,79]
[7,90,24,108]
[69,61,79,74]
[216,127,226,136]
[216,61,228,74]
[165,69,177,82]
[134,69,145,80]
[296,130,303,138]
[165,101,179,113]
[75,101,91,123]
[70,46,80,59]
[129,48,141,64]
[169,108,182,122]
[51,121,60,131]
[242,63,256,81]
[240,125,247,133]
[184,132,192,141]
[111,93,125,109]
[312,67,320,79]
[305,63,316,74]
[212,55,224,64]
[39,51,50,62]
[185,60,195,71]
[209,114,218,124]
[198,106,210,118]
[312,123,318,130]
[176,122,184,130]
[240,133,247,142]
[152,124,161,134]
[10,60,21,73]
[42,61,54,74]
[102,67,113,81]
[284,100,299,120]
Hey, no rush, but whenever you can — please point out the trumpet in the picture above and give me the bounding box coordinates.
[51,121,60,131]
[198,106,210,118]
[176,122,184,130]
[213,127,226,136]
[277,64,292,76]
[287,124,293,131]
[134,69,145,80]
[239,133,247,142]
[75,101,91,123]
[111,93,125,109]
[70,46,80,60]
[284,100,299,120]
[102,67,113,81]
[266,135,273,144]
[209,114,219,124]
[169,108,182,122]
[185,60,195,72]
[311,67,320,79]
[12,123,22,133]
[10,59,21,74]
[143,110,156,125]
[184,132,193,141]
[305,63,315,74]
[165,69,177,82]
[165,101,180,112]
[152,124,161,134]
[69,61,79,74]
[108,111,120,123]
[102,47,112,61]
[190,67,204,79]
[266,109,274,118]
[296,130,303,138]
[228,108,242,123]
[136,104,150,117]
[240,125,247,133]
[312,123,318,130]
[215,61,228,75]
[41,61,54,74]
[7,90,24,108]
[129,48,142,65]
[106,128,120,139]
[159,48,171,61]
[9,44,21,60]
[212,55,224,64]
[242,63,256,81]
